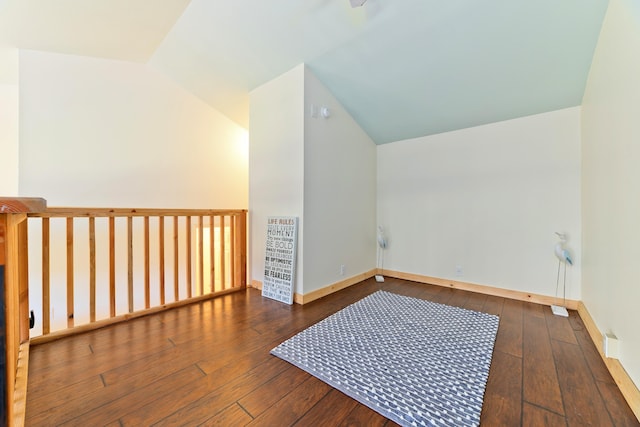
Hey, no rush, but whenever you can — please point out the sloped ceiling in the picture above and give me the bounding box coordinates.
[0,0,190,62]
[0,0,609,144]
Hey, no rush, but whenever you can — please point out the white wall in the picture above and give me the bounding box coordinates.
[581,0,640,388]
[302,67,377,294]
[17,49,248,333]
[19,50,248,208]
[249,65,377,297]
[378,107,582,299]
[249,65,305,294]
[0,46,19,195]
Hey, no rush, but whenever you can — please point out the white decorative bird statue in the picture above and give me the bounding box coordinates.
[376,226,387,282]
[552,232,573,317]
[554,232,573,265]
[377,226,387,250]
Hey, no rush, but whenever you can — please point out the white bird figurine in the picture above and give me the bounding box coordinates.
[554,232,573,265]
[376,226,387,282]
[377,226,387,249]
[552,232,573,317]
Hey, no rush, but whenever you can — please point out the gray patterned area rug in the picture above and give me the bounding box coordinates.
[271,290,499,427]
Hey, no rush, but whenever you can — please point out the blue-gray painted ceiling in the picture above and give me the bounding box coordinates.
[152,0,610,144]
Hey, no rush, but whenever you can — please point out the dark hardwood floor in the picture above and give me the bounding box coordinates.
[25,278,639,426]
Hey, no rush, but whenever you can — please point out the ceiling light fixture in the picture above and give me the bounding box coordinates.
[349,0,367,7]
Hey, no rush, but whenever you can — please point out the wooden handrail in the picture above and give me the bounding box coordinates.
[29,207,240,217]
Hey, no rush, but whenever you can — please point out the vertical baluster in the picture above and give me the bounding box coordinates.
[209,215,215,293]
[159,216,165,305]
[66,217,74,328]
[127,216,134,313]
[144,216,150,309]
[173,216,179,302]
[89,217,96,322]
[186,216,192,298]
[109,216,116,318]
[198,216,204,296]
[42,217,50,335]
[220,216,226,290]
[230,214,236,288]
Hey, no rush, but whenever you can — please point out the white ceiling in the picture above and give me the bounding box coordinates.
[0,0,609,144]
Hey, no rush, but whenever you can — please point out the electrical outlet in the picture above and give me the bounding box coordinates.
[603,333,620,359]
[340,264,346,276]
[455,265,463,277]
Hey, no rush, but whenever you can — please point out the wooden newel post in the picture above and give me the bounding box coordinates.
[234,210,247,289]
[0,197,46,427]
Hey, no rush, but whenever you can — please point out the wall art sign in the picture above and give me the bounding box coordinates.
[262,216,298,304]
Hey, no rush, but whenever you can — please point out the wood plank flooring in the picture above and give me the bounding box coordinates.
[25,278,639,426]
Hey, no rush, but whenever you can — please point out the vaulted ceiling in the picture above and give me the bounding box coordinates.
[0,0,609,144]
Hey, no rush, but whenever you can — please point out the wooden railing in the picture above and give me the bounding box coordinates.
[25,207,247,343]
[1,201,247,425]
